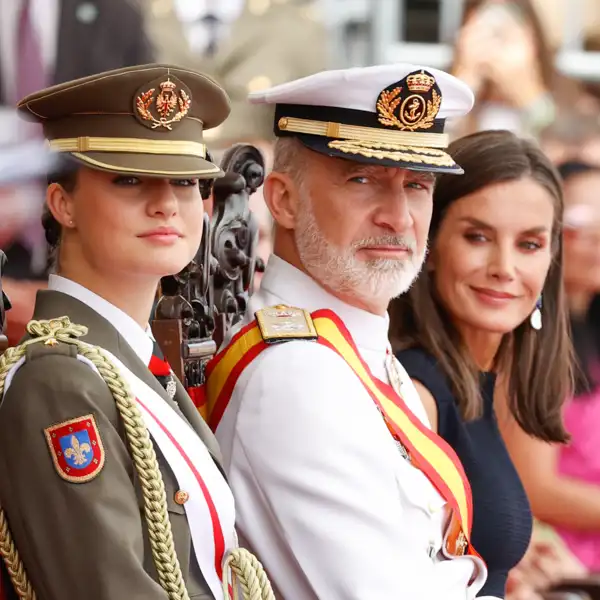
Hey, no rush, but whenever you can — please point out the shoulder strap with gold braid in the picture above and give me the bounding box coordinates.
[205,305,480,561]
[0,317,275,600]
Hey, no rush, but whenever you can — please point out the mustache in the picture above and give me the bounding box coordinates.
[352,235,417,253]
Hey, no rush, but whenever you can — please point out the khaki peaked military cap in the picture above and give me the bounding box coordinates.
[16,64,231,178]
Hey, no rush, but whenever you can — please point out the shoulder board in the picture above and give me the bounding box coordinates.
[255,304,318,344]
[25,339,78,362]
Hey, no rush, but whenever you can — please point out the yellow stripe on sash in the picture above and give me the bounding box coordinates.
[313,316,471,534]
[204,310,472,538]
[205,323,267,428]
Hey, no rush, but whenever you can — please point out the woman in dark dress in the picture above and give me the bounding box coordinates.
[389,130,574,599]
[503,161,600,576]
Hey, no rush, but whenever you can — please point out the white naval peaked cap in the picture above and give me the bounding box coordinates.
[248,63,475,174]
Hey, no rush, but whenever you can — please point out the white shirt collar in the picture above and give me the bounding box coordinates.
[48,274,154,365]
[258,255,390,353]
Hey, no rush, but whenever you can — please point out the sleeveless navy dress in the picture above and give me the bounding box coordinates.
[396,347,532,598]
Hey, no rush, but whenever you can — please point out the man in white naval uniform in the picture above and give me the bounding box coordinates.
[205,64,501,599]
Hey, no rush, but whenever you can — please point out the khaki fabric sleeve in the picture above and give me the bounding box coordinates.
[0,349,169,599]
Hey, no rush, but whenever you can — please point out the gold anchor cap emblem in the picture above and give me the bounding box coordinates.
[376,69,442,132]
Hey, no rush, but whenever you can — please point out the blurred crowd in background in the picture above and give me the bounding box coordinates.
[4,0,600,597]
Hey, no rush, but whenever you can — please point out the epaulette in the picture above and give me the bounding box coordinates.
[25,339,78,362]
[255,304,318,344]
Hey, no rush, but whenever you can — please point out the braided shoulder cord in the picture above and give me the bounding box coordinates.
[0,318,275,600]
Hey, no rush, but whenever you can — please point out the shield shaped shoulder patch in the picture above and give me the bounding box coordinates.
[44,414,105,483]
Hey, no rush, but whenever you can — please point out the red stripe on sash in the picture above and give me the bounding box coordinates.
[136,396,225,578]
[312,308,474,532]
[315,337,470,534]
[207,340,269,432]
[204,306,481,560]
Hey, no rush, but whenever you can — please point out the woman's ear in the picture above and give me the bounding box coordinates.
[263,172,299,230]
[46,183,76,229]
[425,247,437,272]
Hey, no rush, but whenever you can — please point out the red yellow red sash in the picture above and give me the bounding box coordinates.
[204,308,479,559]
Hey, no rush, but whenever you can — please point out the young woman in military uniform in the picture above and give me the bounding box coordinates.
[0,64,272,600]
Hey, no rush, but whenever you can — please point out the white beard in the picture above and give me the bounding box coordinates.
[294,195,426,306]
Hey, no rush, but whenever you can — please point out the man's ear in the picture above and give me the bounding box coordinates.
[263,172,300,230]
[46,183,76,229]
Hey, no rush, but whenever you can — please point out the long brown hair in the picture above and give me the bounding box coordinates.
[390,130,574,443]
[459,0,555,93]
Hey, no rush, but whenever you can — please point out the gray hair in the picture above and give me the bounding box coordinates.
[272,137,307,187]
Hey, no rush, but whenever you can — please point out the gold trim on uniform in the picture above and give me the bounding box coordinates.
[377,87,441,132]
[49,136,206,157]
[256,305,318,344]
[327,139,455,167]
[277,116,449,148]
[135,77,192,131]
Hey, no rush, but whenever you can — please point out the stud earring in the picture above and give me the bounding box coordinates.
[530,295,542,330]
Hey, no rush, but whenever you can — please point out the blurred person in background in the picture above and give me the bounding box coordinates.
[390,130,574,599]
[539,112,600,168]
[147,0,325,147]
[505,531,587,600]
[144,0,244,67]
[0,0,154,344]
[147,1,326,286]
[500,161,600,577]
[201,0,326,284]
[0,134,62,346]
[208,63,501,599]
[451,0,556,138]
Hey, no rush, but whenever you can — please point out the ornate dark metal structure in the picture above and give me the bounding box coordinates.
[153,144,265,406]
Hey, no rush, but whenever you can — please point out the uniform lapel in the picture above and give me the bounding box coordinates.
[31,290,224,469]
[32,290,173,407]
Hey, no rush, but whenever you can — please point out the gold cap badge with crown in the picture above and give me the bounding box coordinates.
[376,69,442,132]
[405,70,436,93]
[134,75,192,131]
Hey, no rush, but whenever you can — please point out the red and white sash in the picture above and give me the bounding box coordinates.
[4,348,237,600]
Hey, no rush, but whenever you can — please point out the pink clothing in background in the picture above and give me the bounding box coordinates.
[557,388,600,570]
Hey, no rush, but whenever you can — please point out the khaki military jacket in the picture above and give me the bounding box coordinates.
[0,290,222,599]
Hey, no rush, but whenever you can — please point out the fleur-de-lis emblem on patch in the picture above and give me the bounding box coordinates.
[63,434,92,466]
[136,78,191,131]
[44,415,105,483]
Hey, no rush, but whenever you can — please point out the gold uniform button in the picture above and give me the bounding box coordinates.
[174,490,189,505]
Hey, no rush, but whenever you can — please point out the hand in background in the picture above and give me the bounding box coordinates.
[483,14,547,108]
[507,539,588,599]
[453,3,548,108]
[452,14,495,95]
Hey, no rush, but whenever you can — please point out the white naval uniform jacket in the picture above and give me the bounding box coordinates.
[215,256,499,600]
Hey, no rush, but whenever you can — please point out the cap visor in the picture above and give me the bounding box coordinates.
[295,134,463,175]
[66,151,223,179]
